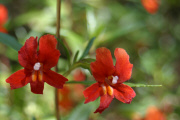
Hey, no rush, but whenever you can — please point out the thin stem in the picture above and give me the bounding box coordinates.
[55,0,61,120]
[66,81,96,85]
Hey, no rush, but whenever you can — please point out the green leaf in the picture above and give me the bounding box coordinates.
[0,33,22,51]
[64,102,98,120]
[63,62,91,77]
[124,83,162,87]
[79,58,95,63]
[66,81,95,85]
[80,37,96,60]
[57,38,71,66]
[97,23,145,46]
[73,50,79,64]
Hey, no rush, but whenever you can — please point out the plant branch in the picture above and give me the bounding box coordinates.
[55,0,61,120]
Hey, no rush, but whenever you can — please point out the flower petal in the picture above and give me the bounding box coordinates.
[114,83,136,103]
[114,48,133,83]
[94,94,113,113]
[90,47,115,82]
[43,70,68,89]
[38,34,60,70]
[30,81,44,94]
[18,37,38,69]
[39,34,58,49]
[6,69,30,89]
[83,83,101,104]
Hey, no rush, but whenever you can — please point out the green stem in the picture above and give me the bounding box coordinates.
[55,0,61,120]
[66,81,96,85]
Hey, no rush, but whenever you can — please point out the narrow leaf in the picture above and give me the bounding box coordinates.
[0,33,22,51]
[73,50,79,64]
[79,58,95,63]
[57,38,71,66]
[80,37,96,60]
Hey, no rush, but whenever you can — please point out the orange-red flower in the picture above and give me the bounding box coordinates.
[0,4,8,25]
[6,34,68,94]
[83,47,136,113]
[0,4,8,33]
[144,106,166,120]
[58,86,73,114]
[141,0,159,14]
[73,69,86,100]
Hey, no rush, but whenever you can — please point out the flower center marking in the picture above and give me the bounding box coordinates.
[107,85,113,96]
[101,84,107,95]
[112,76,119,84]
[33,62,41,70]
[101,84,113,96]
[32,62,43,82]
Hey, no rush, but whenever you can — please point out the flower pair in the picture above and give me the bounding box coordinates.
[6,34,136,114]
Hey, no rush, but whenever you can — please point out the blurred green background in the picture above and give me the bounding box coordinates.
[0,0,180,120]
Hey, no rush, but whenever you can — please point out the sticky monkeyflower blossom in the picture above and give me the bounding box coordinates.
[144,106,166,120]
[58,87,73,114]
[83,47,136,113]
[6,34,68,94]
[141,0,159,14]
[0,4,8,33]
[73,69,86,99]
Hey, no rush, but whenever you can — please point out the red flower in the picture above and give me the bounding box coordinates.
[83,47,136,113]
[6,34,68,94]
[0,4,8,25]
[73,69,86,81]
[141,0,159,14]
[73,69,86,100]
[58,86,73,114]
[144,106,166,120]
[0,4,8,33]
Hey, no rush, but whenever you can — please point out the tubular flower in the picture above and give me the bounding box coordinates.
[83,47,136,113]
[141,0,159,14]
[6,34,68,94]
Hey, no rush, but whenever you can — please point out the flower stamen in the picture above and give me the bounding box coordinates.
[112,76,118,84]
[38,71,43,82]
[107,85,113,96]
[33,62,41,70]
[32,71,38,82]
[101,84,107,95]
